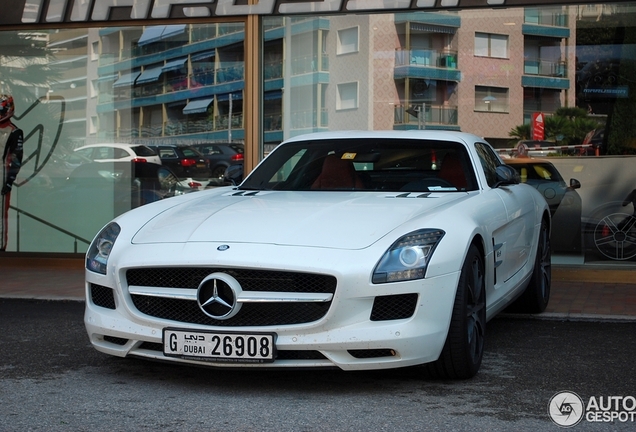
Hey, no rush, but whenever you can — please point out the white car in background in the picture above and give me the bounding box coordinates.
[84,130,551,379]
[74,143,162,165]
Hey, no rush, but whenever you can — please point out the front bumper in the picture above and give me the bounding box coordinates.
[84,243,461,371]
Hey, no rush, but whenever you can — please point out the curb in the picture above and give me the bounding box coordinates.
[498,312,636,323]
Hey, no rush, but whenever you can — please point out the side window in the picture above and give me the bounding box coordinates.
[159,147,177,159]
[474,142,501,187]
[95,147,115,160]
[113,148,128,159]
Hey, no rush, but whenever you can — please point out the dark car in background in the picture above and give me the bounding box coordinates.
[148,144,212,180]
[188,142,244,179]
[506,158,582,253]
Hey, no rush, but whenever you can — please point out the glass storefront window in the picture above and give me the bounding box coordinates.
[1,3,636,270]
[2,23,245,252]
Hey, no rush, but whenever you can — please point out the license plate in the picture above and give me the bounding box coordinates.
[196,163,205,168]
[163,328,276,363]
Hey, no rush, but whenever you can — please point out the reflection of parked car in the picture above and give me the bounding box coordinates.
[506,158,582,253]
[85,130,552,380]
[74,143,162,165]
[189,143,244,179]
[147,144,212,180]
[66,161,196,208]
[583,189,636,261]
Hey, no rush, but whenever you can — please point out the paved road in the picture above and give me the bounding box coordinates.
[1,299,635,431]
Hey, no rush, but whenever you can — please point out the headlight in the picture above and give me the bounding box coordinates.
[372,229,445,284]
[86,222,121,275]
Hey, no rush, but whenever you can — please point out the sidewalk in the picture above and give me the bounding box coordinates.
[1,257,635,321]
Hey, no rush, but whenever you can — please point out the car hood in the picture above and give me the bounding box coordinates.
[132,190,469,249]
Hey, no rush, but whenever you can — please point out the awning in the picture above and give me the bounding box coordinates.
[183,98,214,115]
[162,57,187,72]
[98,74,118,82]
[161,24,187,40]
[137,26,166,46]
[217,92,243,102]
[191,50,216,62]
[136,66,164,85]
[113,71,140,88]
[410,23,456,34]
[264,90,282,101]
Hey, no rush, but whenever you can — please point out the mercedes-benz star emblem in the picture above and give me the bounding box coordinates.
[197,273,243,320]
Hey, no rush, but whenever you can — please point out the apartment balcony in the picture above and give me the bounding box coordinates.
[523,58,569,90]
[393,104,459,130]
[394,49,461,82]
[523,8,569,38]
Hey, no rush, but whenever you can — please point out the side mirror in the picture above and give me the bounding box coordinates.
[569,178,581,190]
[494,165,520,187]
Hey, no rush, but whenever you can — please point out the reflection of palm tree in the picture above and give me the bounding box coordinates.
[508,124,531,142]
[0,32,60,98]
[544,115,568,142]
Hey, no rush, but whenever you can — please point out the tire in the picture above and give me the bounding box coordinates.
[425,244,486,379]
[211,165,228,179]
[509,218,551,313]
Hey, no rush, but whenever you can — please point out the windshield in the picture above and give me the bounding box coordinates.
[240,138,477,192]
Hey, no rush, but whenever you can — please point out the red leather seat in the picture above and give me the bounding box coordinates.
[439,153,467,189]
[311,155,365,190]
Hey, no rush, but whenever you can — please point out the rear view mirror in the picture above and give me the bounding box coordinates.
[569,178,581,190]
[494,165,520,187]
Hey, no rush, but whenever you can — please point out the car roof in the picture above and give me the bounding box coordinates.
[75,143,150,150]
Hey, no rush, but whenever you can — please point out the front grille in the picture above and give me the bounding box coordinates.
[127,268,337,327]
[370,293,418,321]
[90,284,116,309]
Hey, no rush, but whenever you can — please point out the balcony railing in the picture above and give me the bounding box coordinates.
[524,9,568,27]
[524,59,567,77]
[164,119,213,136]
[395,49,458,69]
[264,61,283,80]
[213,113,243,131]
[394,104,458,127]
[216,64,244,83]
[291,109,328,129]
[290,54,329,75]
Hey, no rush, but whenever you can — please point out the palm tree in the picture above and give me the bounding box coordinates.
[508,124,531,142]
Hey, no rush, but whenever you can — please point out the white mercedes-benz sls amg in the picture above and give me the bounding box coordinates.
[85,130,551,379]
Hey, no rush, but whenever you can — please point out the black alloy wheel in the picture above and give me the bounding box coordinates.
[425,244,485,379]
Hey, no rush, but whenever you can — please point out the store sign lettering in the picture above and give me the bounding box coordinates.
[21,0,511,23]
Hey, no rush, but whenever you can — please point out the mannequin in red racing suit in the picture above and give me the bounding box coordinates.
[1,94,24,251]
